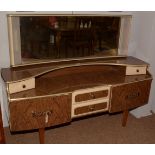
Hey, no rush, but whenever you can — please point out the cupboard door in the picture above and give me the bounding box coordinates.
[109,79,152,113]
[9,94,71,131]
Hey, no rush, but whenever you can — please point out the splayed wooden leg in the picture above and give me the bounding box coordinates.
[0,105,5,144]
[39,128,45,144]
[122,110,129,127]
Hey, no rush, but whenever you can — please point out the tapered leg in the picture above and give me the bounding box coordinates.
[122,110,129,127]
[39,128,45,144]
[0,127,5,144]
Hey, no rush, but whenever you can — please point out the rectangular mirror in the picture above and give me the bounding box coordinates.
[7,13,132,66]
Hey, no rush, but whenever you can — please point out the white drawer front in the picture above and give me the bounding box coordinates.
[126,66,147,75]
[8,78,35,94]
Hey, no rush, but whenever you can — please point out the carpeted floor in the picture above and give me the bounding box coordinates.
[4,113,155,144]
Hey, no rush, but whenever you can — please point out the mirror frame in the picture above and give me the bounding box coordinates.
[7,12,132,67]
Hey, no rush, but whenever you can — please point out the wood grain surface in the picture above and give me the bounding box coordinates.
[1,56,149,82]
[109,79,152,113]
[1,56,153,134]
[74,102,107,115]
[75,90,108,102]
[9,65,152,100]
[9,94,72,131]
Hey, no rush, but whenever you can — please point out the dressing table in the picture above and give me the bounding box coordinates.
[1,12,152,144]
[1,56,152,143]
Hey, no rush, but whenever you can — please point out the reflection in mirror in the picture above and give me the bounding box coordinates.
[9,16,122,65]
[8,14,131,66]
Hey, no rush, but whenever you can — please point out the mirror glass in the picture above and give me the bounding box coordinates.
[9,16,121,65]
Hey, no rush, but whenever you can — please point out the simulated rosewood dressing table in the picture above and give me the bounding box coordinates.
[1,56,152,143]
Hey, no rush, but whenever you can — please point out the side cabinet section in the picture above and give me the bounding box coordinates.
[9,94,72,131]
[109,79,152,113]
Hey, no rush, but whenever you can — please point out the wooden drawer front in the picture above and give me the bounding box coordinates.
[8,78,35,94]
[73,102,108,117]
[74,102,107,115]
[126,66,147,75]
[109,79,152,113]
[72,86,110,104]
[75,90,108,102]
[9,94,71,131]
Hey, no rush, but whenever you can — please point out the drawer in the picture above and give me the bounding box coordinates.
[109,79,152,113]
[9,94,71,131]
[72,99,108,118]
[8,78,35,94]
[72,86,110,104]
[126,66,147,75]
[74,102,107,116]
[75,90,108,102]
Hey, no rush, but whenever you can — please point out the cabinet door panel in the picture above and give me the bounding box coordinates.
[109,80,152,113]
[9,94,71,131]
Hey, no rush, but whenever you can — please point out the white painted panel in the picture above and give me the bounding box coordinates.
[126,66,146,75]
[8,16,22,65]
[7,11,73,16]
[8,78,35,94]
[73,11,132,16]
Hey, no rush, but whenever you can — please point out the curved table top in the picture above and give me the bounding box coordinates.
[1,56,150,83]
[8,63,152,101]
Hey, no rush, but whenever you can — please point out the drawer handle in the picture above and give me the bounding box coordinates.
[89,105,95,111]
[90,93,95,99]
[126,92,140,100]
[22,84,26,89]
[136,69,139,72]
[32,110,53,123]
[32,110,53,118]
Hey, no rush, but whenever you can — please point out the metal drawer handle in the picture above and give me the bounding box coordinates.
[32,110,53,123]
[136,69,139,72]
[126,92,140,100]
[32,110,53,118]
